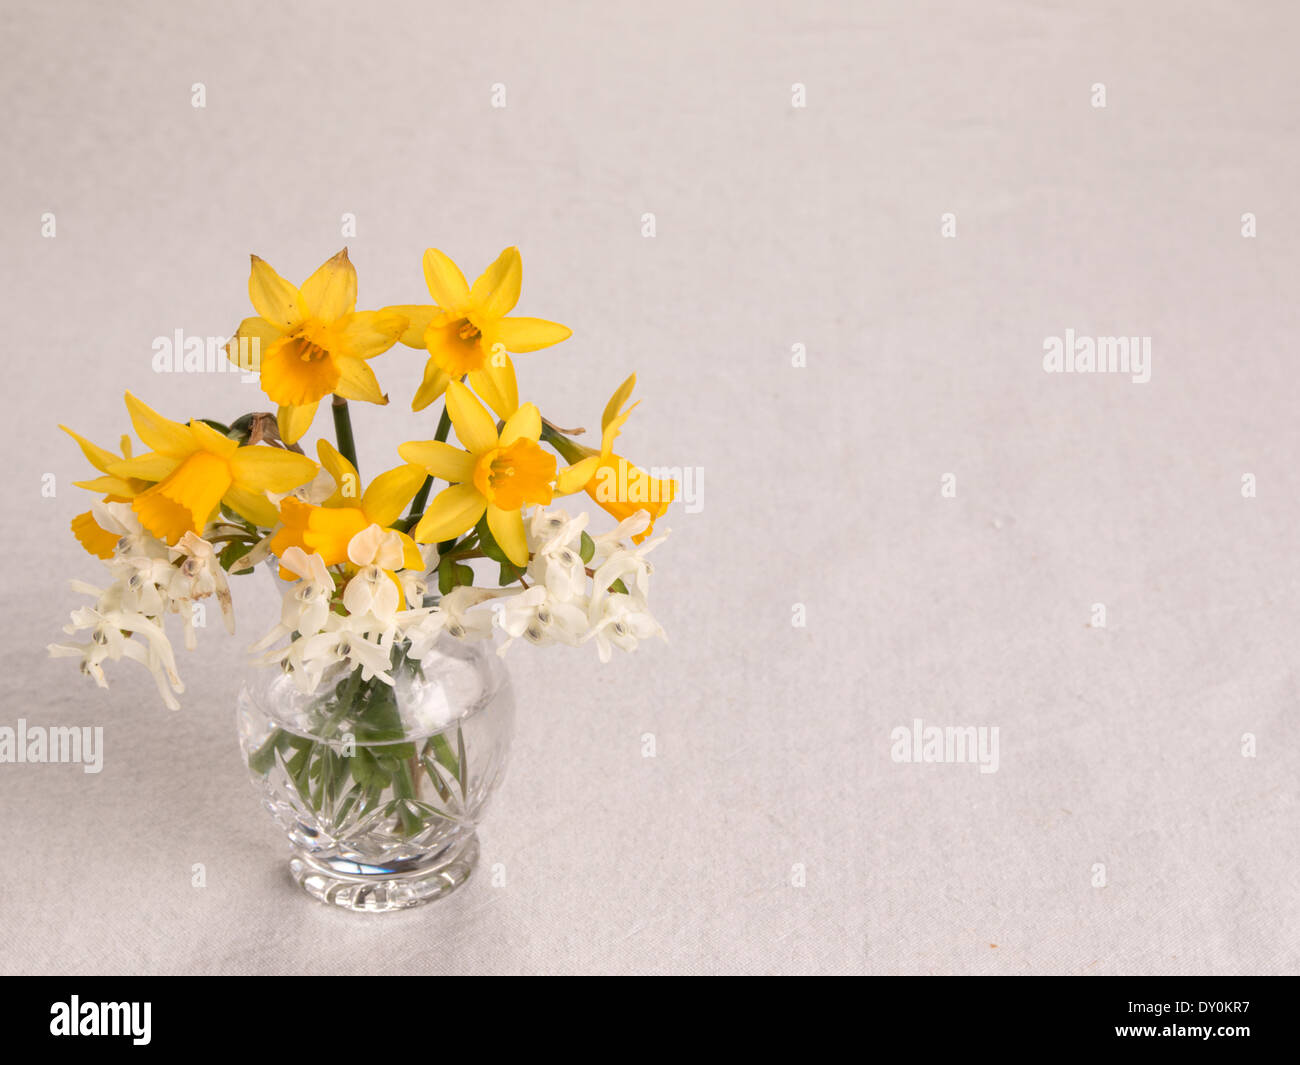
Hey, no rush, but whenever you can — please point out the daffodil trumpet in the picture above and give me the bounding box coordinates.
[539,374,676,543]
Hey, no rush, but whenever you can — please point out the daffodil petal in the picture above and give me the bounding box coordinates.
[339,309,407,359]
[445,379,499,455]
[384,304,436,351]
[188,420,240,456]
[260,337,341,405]
[249,256,304,330]
[71,511,121,560]
[397,531,425,571]
[469,246,522,319]
[601,402,638,455]
[277,402,319,445]
[226,316,282,371]
[555,456,600,495]
[467,356,518,420]
[123,393,196,457]
[489,316,572,353]
[601,373,638,433]
[333,356,388,405]
[411,359,452,412]
[316,439,361,503]
[222,485,280,528]
[73,475,145,496]
[398,441,476,484]
[298,249,357,321]
[422,248,471,308]
[301,506,370,566]
[486,504,528,567]
[499,402,541,447]
[361,463,427,526]
[411,483,486,544]
[60,426,121,473]
[106,452,181,482]
[386,304,440,349]
[229,445,319,494]
[132,451,232,543]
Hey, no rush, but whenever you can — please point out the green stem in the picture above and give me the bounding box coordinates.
[331,395,358,474]
[541,421,589,465]
[399,401,453,533]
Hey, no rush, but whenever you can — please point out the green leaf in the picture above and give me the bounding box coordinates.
[579,531,595,565]
[350,746,390,789]
[497,560,525,586]
[218,540,255,571]
[474,513,508,564]
[609,577,630,595]
[227,413,257,444]
[472,512,527,584]
[436,557,475,595]
[248,728,285,775]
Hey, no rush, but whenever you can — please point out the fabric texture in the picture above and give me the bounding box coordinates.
[0,0,1296,974]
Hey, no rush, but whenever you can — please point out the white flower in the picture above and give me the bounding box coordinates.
[525,509,589,601]
[291,615,395,689]
[588,526,668,620]
[589,510,652,567]
[587,592,665,663]
[48,506,240,709]
[270,464,335,507]
[168,532,235,647]
[49,590,185,709]
[92,500,169,566]
[257,610,396,694]
[398,569,430,608]
[249,547,334,653]
[496,585,589,655]
[406,586,513,656]
[341,525,406,623]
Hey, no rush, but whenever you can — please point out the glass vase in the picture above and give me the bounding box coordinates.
[237,633,514,912]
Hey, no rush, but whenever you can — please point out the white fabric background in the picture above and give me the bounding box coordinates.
[1,0,1297,974]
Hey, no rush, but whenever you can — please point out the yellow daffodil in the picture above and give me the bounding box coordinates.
[398,380,555,566]
[227,249,407,444]
[106,393,319,544]
[551,374,675,543]
[268,440,426,575]
[61,427,148,559]
[387,247,571,418]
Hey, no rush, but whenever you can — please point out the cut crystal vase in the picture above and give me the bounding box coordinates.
[237,633,514,912]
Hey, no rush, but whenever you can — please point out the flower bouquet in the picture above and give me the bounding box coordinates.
[51,247,676,910]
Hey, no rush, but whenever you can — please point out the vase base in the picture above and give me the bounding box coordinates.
[289,833,479,912]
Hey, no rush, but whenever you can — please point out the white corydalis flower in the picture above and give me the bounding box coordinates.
[585,516,667,662]
[50,588,186,709]
[406,586,513,656]
[92,499,169,566]
[48,501,243,709]
[588,525,668,622]
[589,510,652,567]
[341,525,406,624]
[496,584,589,655]
[250,546,335,653]
[286,615,396,691]
[169,531,235,648]
[525,508,589,601]
[588,593,665,663]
